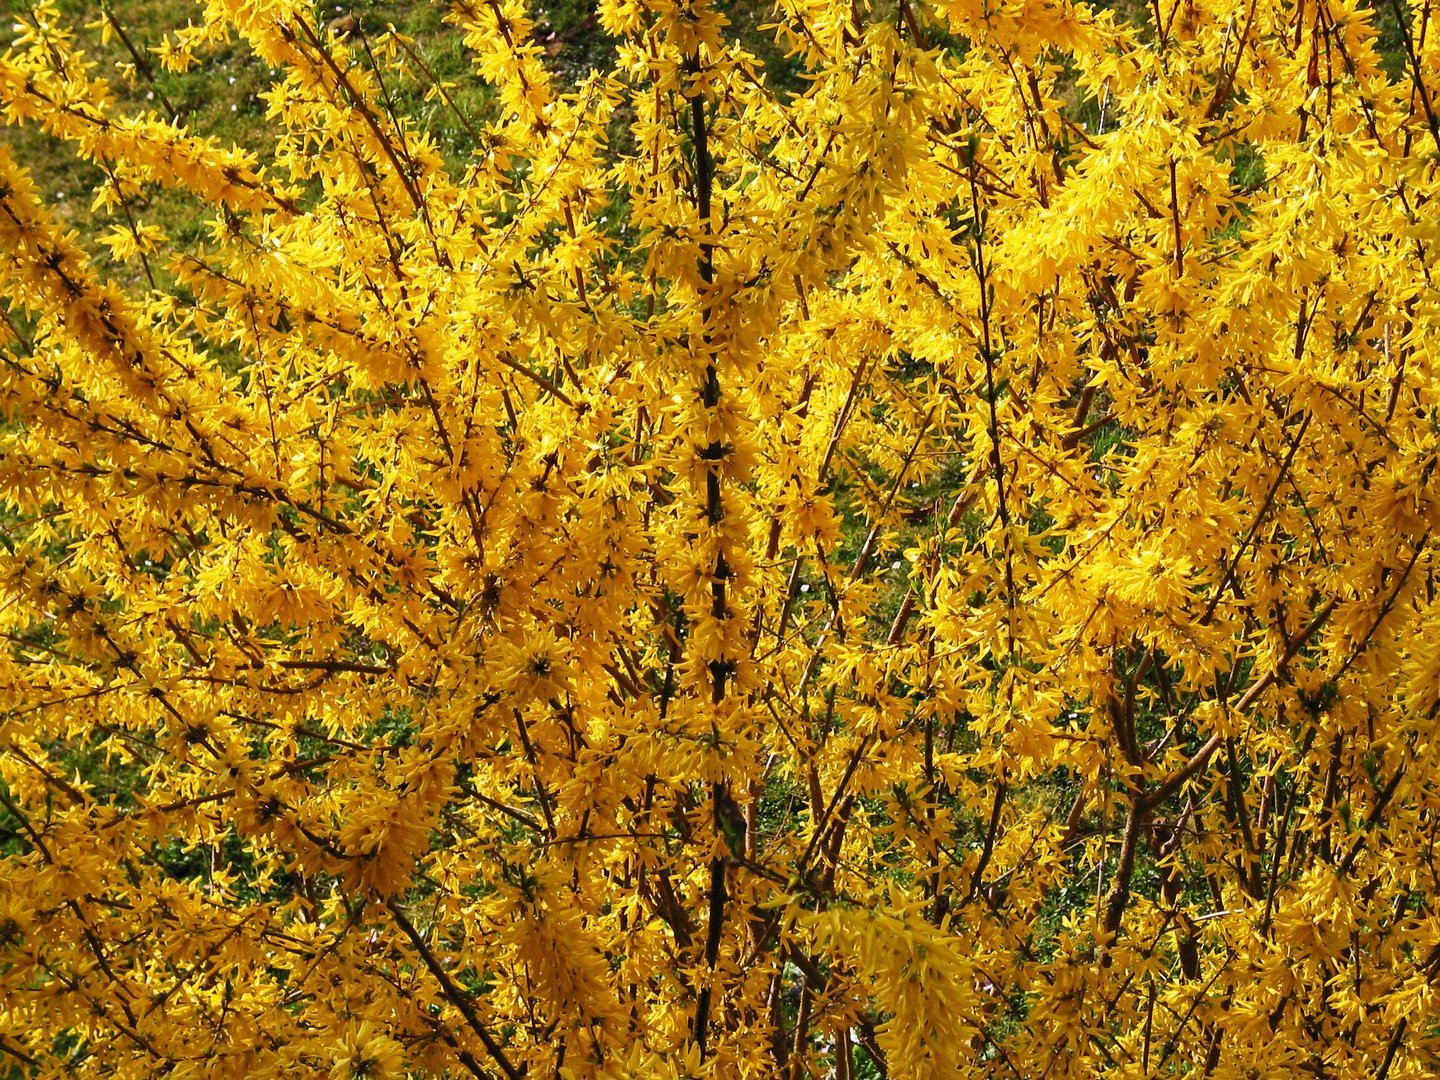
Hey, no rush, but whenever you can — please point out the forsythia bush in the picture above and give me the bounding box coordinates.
[2,0,1440,1075]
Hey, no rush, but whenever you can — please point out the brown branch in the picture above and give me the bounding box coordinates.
[386,898,525,1080]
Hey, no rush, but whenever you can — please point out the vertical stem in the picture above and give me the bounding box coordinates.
[967,159,1017,663]
[788,983,813,1079]
[684,43,731,1063]
[1102,799,1146,959]
[837,1026,855,1080]
[1168,158,1184,276]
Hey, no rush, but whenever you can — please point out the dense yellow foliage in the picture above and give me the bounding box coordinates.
[2,0,1440,1075]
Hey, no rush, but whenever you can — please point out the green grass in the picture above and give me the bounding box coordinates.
[5,0,1415,288]
[1,0,612,270]
[2,0,811,294]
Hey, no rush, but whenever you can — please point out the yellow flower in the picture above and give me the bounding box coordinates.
[329,1022,404,1080]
